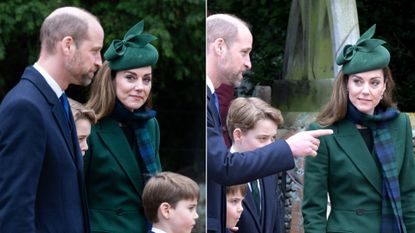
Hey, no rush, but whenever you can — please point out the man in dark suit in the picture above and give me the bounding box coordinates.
[206,14,333,233]
[0,7,104,232]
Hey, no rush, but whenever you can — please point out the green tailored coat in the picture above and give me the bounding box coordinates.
[84,117,161,233]
[303,113,415,233]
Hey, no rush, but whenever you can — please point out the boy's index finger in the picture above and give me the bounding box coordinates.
[307,129,333,137]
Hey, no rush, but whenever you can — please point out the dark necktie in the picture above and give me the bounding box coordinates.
[250,179,261,214]
[212,92,220,113]
[60,93,70,122]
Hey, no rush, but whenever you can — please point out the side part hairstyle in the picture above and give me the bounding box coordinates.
[226,97,284,142]
[142,172,200,224]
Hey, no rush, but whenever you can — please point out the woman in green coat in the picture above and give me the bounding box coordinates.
[84,20,162,233]
[302,25,415,233]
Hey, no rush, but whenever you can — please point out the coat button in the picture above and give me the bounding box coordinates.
[356,209,365,215]
[116,208,124,216]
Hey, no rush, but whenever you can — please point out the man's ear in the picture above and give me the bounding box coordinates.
[214,38,226,55]
[60,36,75,55]
[233,128,243,143]
[159,202,172,220]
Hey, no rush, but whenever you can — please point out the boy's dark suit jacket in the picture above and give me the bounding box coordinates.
[207,87,294,233]
[0,66,89,232]
[236,176,285,233]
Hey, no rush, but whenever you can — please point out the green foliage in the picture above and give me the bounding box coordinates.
[0,0,81,97]
[208,0,291,86]
[88,0,205,91]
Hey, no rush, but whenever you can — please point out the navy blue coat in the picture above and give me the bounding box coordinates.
[0,66,89,232]
[236,176,285,233]
[207,88,294,233]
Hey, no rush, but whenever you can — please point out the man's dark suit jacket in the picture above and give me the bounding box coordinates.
[236,176,285,233]
[0,66,89,232]
[207,87,294,233]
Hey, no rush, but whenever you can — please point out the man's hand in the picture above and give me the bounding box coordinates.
[286,129,333,157]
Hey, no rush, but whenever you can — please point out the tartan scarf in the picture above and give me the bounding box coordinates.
[347,101,405,233]
[111,100,161,176]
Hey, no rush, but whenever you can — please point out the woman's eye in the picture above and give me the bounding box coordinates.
[371,81,380,86]
[353,79,362,85]
[143,77,152,84]
[125,75,135,81]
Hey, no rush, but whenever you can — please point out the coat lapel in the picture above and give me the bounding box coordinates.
[334,120,382,194]
[242,185,262,231]
[97,119,143,197]
[207,87,222,128]
[22,66,77,164]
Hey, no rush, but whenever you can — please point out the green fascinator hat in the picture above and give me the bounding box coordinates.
[336,24,390,75]
[104,20,159,70]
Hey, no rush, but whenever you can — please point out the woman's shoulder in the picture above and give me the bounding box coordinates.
[392,112,411,127]
[307,122,336,130]
[146,117,160,132]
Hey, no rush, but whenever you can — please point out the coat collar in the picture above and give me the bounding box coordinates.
[333,120,382,194]
[96,118,144,197]
[242,186,262,230]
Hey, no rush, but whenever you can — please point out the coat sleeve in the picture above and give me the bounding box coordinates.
[302,123,329,233]
[207,103,295,185]
[0,99,46,232]
[398,113,415,231]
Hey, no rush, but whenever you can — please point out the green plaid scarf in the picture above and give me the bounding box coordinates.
[347,102,405,233]
[111,100,161,177]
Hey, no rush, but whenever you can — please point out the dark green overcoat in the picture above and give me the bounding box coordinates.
[303,113,415,233]
[84,117,161,233]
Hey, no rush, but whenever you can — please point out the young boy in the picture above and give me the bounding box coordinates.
[226,184,248,231]
[226,97,286,233]
[143,172,199,233]
[68,98,96,155]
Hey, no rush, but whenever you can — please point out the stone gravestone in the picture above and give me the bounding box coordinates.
[271,0,359,232]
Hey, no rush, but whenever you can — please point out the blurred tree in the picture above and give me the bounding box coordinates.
[208,0,291,88]
[357,0,415,111]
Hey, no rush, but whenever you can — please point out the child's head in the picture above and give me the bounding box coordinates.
[143,172,199,233]
[226,184,248,229]
[68,98,96,155]
[226,97,283,152]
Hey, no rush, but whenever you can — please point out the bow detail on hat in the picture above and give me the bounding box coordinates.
[104,20,157,61]
[336,25,386,66]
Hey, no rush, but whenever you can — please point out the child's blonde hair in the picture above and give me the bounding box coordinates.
[226,97,283,142]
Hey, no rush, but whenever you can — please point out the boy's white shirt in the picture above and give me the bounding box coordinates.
[151,227,168,233]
